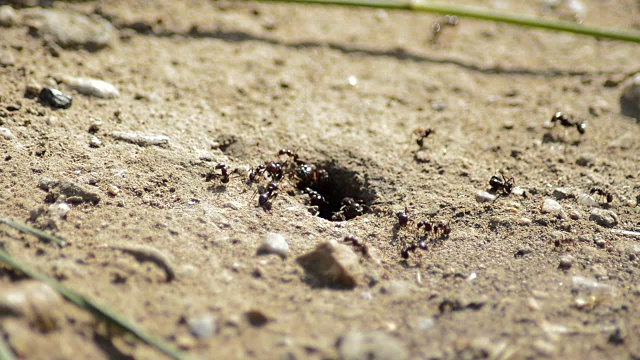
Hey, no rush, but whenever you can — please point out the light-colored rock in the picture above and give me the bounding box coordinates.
[187,313,218,339]
[0,127,15,139]
[257,232,289,258]
[89,136,102,148]
[476,190,496,203]
[541,199,562,214]
[48,203,70,219]
[337,330,408,360]
[296,241,361,288]
[0,6,18,27]
[558,254,574,270]
[621,74,640,119]
[22,8,114,50]
[552,187,572,200]
[111,131,169,147]
[589,208,618,227]
[59,76,119,99]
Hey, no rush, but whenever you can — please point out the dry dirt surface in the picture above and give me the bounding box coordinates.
[1,0,640,359]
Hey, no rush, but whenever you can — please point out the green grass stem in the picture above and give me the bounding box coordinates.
[0,248,189,360]
[258,0,640,44]
[0,218,66,247]
[0,336,15,360]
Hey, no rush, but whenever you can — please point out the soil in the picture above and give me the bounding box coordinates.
[1,0,640,359]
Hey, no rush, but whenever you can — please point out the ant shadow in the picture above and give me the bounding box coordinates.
[111,18,618,78]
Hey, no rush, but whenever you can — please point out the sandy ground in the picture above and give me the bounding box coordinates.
[1,0,640,359]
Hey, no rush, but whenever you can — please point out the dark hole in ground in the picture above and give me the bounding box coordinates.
[293,161,375,221]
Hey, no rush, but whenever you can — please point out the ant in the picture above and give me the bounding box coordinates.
[249,164,266,183]
[206,163,231,183]
[415,127,435,147]
[305,188,328,207]
[551,112,586,135]
[344,235,368,256]
[417,220,451,239]
[295,164,329,189]
[396,207,410,227]
[333,197,366,221]
[258,182,278,211]
[489,174,515,196]
[277,149,302,164]
[590,187,613,203]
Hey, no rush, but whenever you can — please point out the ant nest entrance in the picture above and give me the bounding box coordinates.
[294,161,375,222]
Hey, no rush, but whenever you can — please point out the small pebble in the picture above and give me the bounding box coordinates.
[187,313,218,339]
[0,127,15,140]
[589,208,618,227]
[0,6,17,27]
[111,131,169,147]
[575,153,596,167]
[107,185,119,196]
[518,217,532,226]
[552,187,572,200]
[416,317,435,331]
[558,254,574,270]
[59,76,120,99]
[38,87,72,109]
[475,190,496,203]
[577,193,597,206]
[621,74,640,119]
[89,136,102,148]
[337,330,408,360]
[246,310,269,327]
[48,203,70,219]
[0,51,15,67]
[296,241,361,288]
[541,199,562,214]
[257,232,289,259]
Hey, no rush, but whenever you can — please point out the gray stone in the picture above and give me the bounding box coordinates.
[337,330,408,360]
[187,313,218,339]
[111,131,169,147]
[552,187,573,200]
[621,74,640,120]
[576,153,596,167]
[0,6,18,27]
[56,179,101,204]
[589,208,618,227]
[541,199,562,214]
[297,241,361,288]
[558,254,574,270]
[475,190,496,203]
[22,8,114,51]
[257,232,289,259]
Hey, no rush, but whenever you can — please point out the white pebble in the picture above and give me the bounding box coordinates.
[475,190,496,203]
[541,199,562,214]
[257,232,289,258]
[60,76,120,99]
[48,203,70,219]
[89,136,102,148]
[111,131,169,147]
[0,127,14,139]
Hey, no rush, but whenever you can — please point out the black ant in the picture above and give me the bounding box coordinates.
[277,149,302,164]
[344,235,368,255]
[401,244,418,259]
[590,187,613,203]
[305,188,328,207]
[258,182,278,211]
[415,127,435,147]
[206,163,231,183]
[417,220,451,239]
[249,164,266,183]
[396,208,410,227]
[295,164,329,189]
[489,174,515,196]
[551,112,586,135]
[333,197,366,221]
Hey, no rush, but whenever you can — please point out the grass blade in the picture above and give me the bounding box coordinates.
[258,0,640,44]
[0,218,66,247]
[0,335,15,360]
[0,248,190,360]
